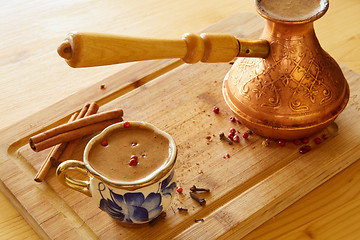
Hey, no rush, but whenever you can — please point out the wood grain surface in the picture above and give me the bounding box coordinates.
[0,0,359,239]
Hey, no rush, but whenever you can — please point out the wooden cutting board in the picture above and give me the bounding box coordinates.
[1,12,359,240]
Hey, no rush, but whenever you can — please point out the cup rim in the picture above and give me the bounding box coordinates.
[255,0,329,24]
[84,121,177,190]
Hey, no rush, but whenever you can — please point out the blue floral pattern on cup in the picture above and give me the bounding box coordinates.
[160,170,176,197]
[98,170,176,223]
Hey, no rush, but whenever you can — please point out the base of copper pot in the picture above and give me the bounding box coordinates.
[222,80,349,140]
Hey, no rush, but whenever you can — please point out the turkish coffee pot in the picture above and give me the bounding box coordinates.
[57,0,349,140]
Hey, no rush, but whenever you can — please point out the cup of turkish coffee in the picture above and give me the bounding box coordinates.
[56,121,177,225]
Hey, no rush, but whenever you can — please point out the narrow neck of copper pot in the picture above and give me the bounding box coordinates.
[260,20,320,47]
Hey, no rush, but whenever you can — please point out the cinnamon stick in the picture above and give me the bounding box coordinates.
[49,103,94,163]
[52,102,99,165]
[49,102,97,165]
[29,108,123,152]
[34,111,79,182]
[34,103,100,182]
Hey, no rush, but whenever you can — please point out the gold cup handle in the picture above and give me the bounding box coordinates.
[56,160,92,197]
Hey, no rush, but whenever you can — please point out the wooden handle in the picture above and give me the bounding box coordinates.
[57,32,269,68]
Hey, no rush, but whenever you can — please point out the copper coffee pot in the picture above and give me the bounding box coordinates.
[57,0,349,140]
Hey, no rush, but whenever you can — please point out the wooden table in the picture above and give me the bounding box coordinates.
[1,0,359,239]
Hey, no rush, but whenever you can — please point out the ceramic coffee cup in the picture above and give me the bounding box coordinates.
[56,121,177,225]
